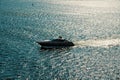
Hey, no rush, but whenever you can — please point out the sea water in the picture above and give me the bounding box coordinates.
[0,0,120,80]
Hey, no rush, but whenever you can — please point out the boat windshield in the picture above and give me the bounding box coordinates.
[52,39,68,42]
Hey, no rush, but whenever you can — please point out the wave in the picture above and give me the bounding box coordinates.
[73,38,120,48]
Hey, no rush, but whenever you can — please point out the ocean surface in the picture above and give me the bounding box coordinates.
[0,0,120,80]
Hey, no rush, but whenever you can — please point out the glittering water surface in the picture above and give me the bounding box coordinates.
[0,0,120,80]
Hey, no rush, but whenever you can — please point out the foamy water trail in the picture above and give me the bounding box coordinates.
[74,39,120,47]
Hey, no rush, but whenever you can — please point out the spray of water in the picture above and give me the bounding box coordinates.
[73,38,120,48]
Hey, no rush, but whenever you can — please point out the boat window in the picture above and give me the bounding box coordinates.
[52,39,68,42]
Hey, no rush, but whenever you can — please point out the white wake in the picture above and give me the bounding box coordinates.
[74,39,120,47]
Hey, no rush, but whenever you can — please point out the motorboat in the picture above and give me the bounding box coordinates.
[37,39,74,49]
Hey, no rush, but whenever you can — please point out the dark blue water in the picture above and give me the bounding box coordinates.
[0,0,120,80]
